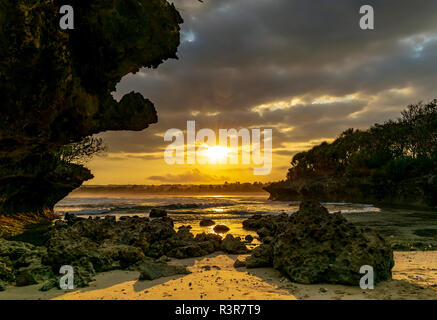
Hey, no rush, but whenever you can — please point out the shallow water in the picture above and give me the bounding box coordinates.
[55,193,381,245]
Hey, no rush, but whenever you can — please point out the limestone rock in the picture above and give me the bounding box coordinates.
[242,200,394,285]
[0,0,183,219]
[221,235,248,254]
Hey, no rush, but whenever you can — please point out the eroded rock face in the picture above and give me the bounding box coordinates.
[242,201,394,285]
[0,0,183,217]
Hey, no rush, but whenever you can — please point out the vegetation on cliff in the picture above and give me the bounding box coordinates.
[0,0,183,220]
[266,100,437,207]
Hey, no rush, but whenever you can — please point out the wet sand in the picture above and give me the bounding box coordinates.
[1,251,436,300]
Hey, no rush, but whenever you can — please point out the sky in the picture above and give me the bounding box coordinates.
[86,0,437,185]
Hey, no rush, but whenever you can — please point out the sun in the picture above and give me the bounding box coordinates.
[204,145,230,163]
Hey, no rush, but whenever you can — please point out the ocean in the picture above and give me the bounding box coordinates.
[54,193,380,245]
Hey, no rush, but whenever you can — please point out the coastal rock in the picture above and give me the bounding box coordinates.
[200,219,216,227]
[0,216,253,289]
[15,269,38,287]
[245,244,273,268]
[0,262,14,282]
[0,0,183,224]
[242,200,394,285]
[233,259,246,268]
[242,213,289,239]
[149,208,168,218]
[39,279,59,292]
[214,225,230,234]
[221,235,248,254]
[0,280,6,291]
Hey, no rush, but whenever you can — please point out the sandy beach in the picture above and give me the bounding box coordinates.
[1,251,436,300]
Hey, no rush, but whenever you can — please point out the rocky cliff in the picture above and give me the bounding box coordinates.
[0,0,183,219]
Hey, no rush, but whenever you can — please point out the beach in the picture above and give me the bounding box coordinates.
[1,251,436,300]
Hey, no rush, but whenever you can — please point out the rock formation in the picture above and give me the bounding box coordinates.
[0,215,248,290]
[0,0,183,220]
[242,200,394,285]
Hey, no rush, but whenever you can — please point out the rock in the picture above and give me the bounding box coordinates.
[221,235,248,254]
[245,244,273,268]
[242,200,394,285]
[137,259,191,280]
[64,213,85,226]
[245,235,254,243]
[0,262,14,282]
[39,279,59,292]
[149,208,167,218]
[200,219,215,227]
[242,213,289,239]
[319,287,328,293]
[0,0,183,219]
[214,225,230,234]
[233,259,246,268]
[0,280,6,291]
[15,269,38,286]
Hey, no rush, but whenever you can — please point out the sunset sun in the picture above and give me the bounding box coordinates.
[204,145,230,163]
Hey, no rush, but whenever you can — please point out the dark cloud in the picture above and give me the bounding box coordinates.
[105,0,437,159]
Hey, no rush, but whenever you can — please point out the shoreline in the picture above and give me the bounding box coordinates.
[1,251,436,300]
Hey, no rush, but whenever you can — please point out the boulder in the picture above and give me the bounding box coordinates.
[242,200,394,285]
[149,208,167,218]
[213,225,230,234]
[221,235,248,254]
[245,244,273,268]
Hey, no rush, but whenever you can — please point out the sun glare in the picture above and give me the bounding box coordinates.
[204,145,230,163]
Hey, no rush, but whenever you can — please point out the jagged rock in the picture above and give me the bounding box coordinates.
[245,244,273,268]
[242,213,289,239]
[200,219,215,227]
[214,225,230,234]
[0,0,183,221]
[221,235,248,254]
[242,200,394,285]
[149,208,167,218]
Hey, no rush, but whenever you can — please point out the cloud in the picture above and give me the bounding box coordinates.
[91,0,437,183]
